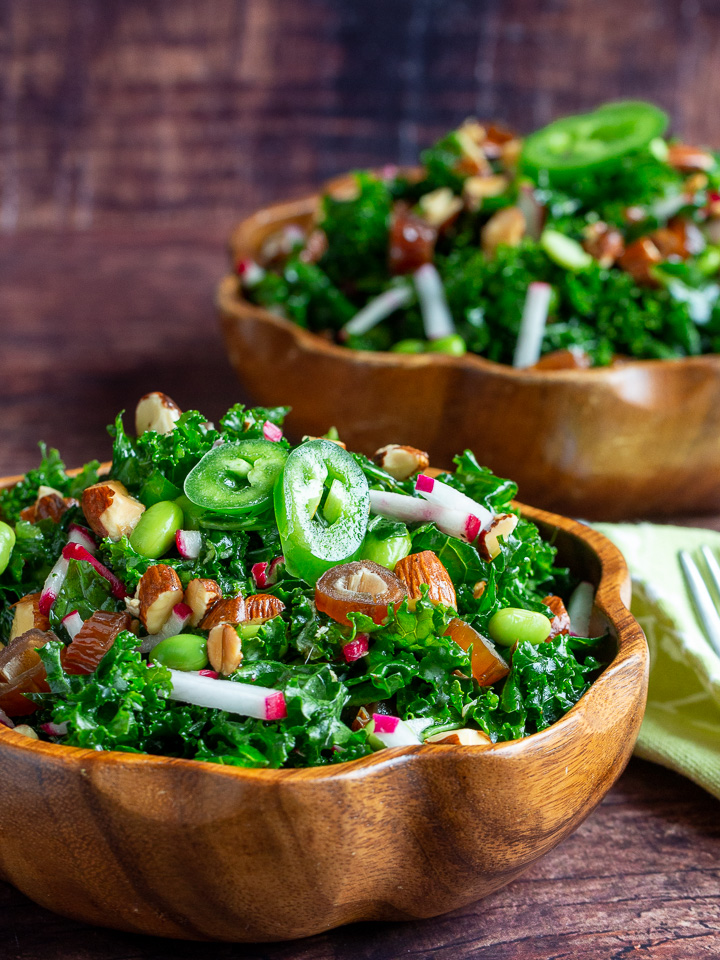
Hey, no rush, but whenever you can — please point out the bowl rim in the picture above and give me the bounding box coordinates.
[222,190,720,380]
[0,467,646,781]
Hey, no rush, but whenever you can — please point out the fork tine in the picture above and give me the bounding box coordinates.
[679,550,720,658]
[701,545,720,598]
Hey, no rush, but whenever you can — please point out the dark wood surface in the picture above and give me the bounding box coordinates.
[2,1,720,955]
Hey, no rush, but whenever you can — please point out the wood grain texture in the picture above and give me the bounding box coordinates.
[220,196,720,522]
[3,0,720,233]
[0,499,647,941]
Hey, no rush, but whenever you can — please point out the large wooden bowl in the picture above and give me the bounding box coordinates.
[0,482,647,942]
[219,194,720,521]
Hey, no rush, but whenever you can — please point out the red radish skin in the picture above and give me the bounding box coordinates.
[198,669,219,679]
[415,475,493,531]
[39,556,70,616]
[369,490,478,543]
[62,543,128,599]
[372,714,400,735]
[40,721,68,737]
[342,634,370,662]
[265,692,288,722]
[251,562,269,588]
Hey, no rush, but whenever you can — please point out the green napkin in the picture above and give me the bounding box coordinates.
[594,523,720,800]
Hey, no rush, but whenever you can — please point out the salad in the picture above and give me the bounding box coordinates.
[238,101,720,368]
[0,393,605,769]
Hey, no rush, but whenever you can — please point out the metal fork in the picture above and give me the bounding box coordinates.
[679,546,720,657]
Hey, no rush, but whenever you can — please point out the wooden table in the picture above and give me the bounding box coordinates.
[1,227,719,959]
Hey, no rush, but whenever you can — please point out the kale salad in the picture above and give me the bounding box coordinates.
[238,100,720,368]
[0,393,604,769]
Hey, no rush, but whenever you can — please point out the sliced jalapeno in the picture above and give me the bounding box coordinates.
[184,439,288,516]
[274,439,370,583]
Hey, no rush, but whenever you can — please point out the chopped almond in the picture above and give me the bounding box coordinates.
[200,595,246,630]
[373,444,430,481]
[543,595,571,638]
[617,237,662,286]
[463,175,510,211]
[135,392,182,436]
[582,221,625,268]
[10,593,49,641]
[394,551,456,610]
[477,514,518,562]
[417,188,463,230]
[667,144,715,173]
[480,206,526,257]
[137,565,184,634]
[425,728,492,746]
[81,480,145,541]
[207,623,243,676]
[243,594,286,624]
[185,578,222,628]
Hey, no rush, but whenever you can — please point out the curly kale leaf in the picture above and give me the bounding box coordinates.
[0,445,100,523]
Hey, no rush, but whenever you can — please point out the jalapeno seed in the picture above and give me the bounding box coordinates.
[0,521,16,575]
[488,607,552,647]
[151,634,208,671]
[129,500,184,558]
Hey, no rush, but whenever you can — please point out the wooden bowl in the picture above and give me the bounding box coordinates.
[219,193,720,521]
[0,484,647,942]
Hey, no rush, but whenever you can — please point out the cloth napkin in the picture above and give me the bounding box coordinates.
[594,523,720,800]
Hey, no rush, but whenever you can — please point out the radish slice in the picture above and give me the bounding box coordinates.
[61,543,128,599]
[415,475,493,533]
[342,633,370,662]
[513,282,552,368]
[341,285,413,338]
[251,562,269,588]
[176,529,202,560]
[167,670,287,721]
[263,421,283,442]
[39,555,70,617]
[413,263,455,340]
[141,602,193,654]
[62,610,84,641]
[369,713,421,748]
[368,489,475,543]
[68,523,97,555]
[198,669,219,679]
[567,581,594,637]
[41,721,68,737]
[236,258,266,288]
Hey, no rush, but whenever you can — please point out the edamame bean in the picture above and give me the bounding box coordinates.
[360,528,412,570]
[391,339,425,354]
[174,494,204,531]
[488,607,552,647]
[130,500,183,558]
[427,334,467,356]
[0,521,16,576]
[151,634,208,671]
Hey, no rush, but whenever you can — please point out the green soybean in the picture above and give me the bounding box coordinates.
[361,528,412,570]
[130,500,184,558]
[174,494,204,531]
[0,521,15,575]
[151,634,208,671]
[488,607,552,647]
[427,334,467,356]
[391,339,425,354]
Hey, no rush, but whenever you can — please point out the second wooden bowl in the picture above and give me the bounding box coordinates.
[219,194,720,521]
[0,498,647,942]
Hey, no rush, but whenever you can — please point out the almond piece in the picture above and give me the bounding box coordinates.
[137,565,184,634]
[10,594,50,642]
[477,513,518,562]
[200,595,246,630]
[472,580,487,600]
[417,187,464,230]
[207,623,243,676]
[667,144,715,173]
[425,728,492,746]
[135,392,182,436]
[185,578,222,627]
[480,206,526,256]
[82,480,146,541]
[373,444,430,481]
[243,594,286,624]
[463,174,510,211]
[394,551,456,610]
[582,221,625,268]
[543,595,571,638]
